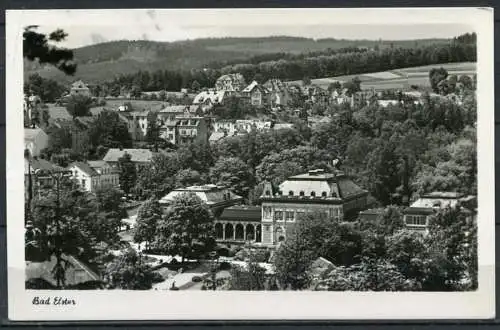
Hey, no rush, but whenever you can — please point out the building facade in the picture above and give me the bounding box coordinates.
[70,80,91,97]
[241,81,271,107]
[102,148,154,170]
[24,128,48,157]
[259,169,369,245]
[403,192,476,233]
[215,73,246,93]
[263,79,290,107]
[215,205,262,243]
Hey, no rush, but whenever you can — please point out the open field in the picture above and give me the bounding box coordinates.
[288,62,476,91]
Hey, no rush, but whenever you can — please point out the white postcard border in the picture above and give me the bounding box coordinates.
[6,7,495,321]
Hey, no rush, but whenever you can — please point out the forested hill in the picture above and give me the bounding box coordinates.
[24,36,454,84]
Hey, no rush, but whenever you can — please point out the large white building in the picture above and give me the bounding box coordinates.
[68,161,119,192]
[259,169,369,245]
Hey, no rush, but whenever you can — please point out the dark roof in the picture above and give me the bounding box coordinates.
[46,104,72,121]
[103,148,154,163]
[403,207,435,215]
[219,205,261,222]
[26,158,64,174]
[337,178,368,199]
[26,254,100,287]
[70,161,98,176]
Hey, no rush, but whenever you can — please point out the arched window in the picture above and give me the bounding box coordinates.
[299,191,305,196]
[321,191,327,197]
[289,191,294,196]
[265,190,271,196]
[311,191,316,197]
[332,191,338,198]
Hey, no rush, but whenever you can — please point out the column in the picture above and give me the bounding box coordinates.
[233,222,236,240]
[222,222,226,240]
[243,225,247,241]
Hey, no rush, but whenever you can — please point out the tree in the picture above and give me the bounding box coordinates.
[366,142,401,205]
[133,198,162,250]
[136,152,179,199]
[104,249,157,290]
[130,85,142,99]
[65,94,93,118]
[314,259,420,291]
[118,153,137,195]
[429,67,448,93]
[28,175,97,287]
[23,26,76,75]
[227,259,267,291]
[175,169,203,188]
[191,80,201,92]
[155,193,216,262]
[93,186,125,245]
[87,110,132,154]
[343,77,361,96]
[209,157,254,197]
[145,111,160,149]
[24,73,66,102]
[302,76,312,86]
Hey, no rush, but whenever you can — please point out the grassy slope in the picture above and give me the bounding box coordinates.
[24,37,451,85]
[288,62,476,91]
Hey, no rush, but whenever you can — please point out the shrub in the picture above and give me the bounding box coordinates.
[192,276,203,283]
[152,272,164,283]
[217,246,230,257]
[219,261,231,270]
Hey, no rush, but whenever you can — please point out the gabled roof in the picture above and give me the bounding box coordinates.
[46,104,72,120]
[69,161,98,177]
[209,132,226,142]
[71,80,89,90]
[159,105,187,113]
[193,90,226,105]
[87,160,108,169]
[25,158,64,174]
[103,148,154,163]
[26,254,100,287]
[24,128,47,141]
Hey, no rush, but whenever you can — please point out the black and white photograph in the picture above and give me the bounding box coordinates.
[7,8,495,320]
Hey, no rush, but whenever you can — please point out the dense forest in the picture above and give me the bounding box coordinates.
[97,33,476,95]
[24,34,473,85]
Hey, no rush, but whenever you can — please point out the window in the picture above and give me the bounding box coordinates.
[321,191,327,197]
[332,191,338,198]
[81,179,86,186]
[274,211,284,221]
[265,190,271,196]
[263,207,272,218]
[288,191,294,196]
[285,211,294,222]
[405,215,427,226]
[299,191,305,196]
[265,225,271,231]
[311,191,316,197]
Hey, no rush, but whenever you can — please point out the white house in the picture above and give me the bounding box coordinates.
[24,128,48,157]
[68,161,120,193]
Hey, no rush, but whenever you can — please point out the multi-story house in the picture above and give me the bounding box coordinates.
[235,119,273,133]
[213,119,237,136]
[68,161,120,193]
[215,73,246,94]
[263,79,290,107]
[403,191,476,233]
[120,110,150,141]
[241,81,271,107]
[215,205,262,243]
[24,128,48,157]
[159,119,180,145]
[176,116,210,146]
[103,148,154,170]
[192,90,227,113]
[159,184,244,217]
[25,157,70,202]
[259,169,369,245]
[70,80,91,97]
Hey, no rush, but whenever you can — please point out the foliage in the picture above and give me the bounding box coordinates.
[135,152,179,199]
[93,186,125,244]
[87,110,132,155]
[117,153,137,195]
[175,168,203,188]
[209,157,254,197]
[227,260,267,290]
[104,249,156,290]
[133,198,162,249]
[155,193,216,262]
[314,259,420,291]
[429,67,448,93]
[23,26,76,75]
[24,73,67,102]
[65,94,93,117]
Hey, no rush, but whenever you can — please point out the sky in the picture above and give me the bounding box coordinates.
[32,9,474,49]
